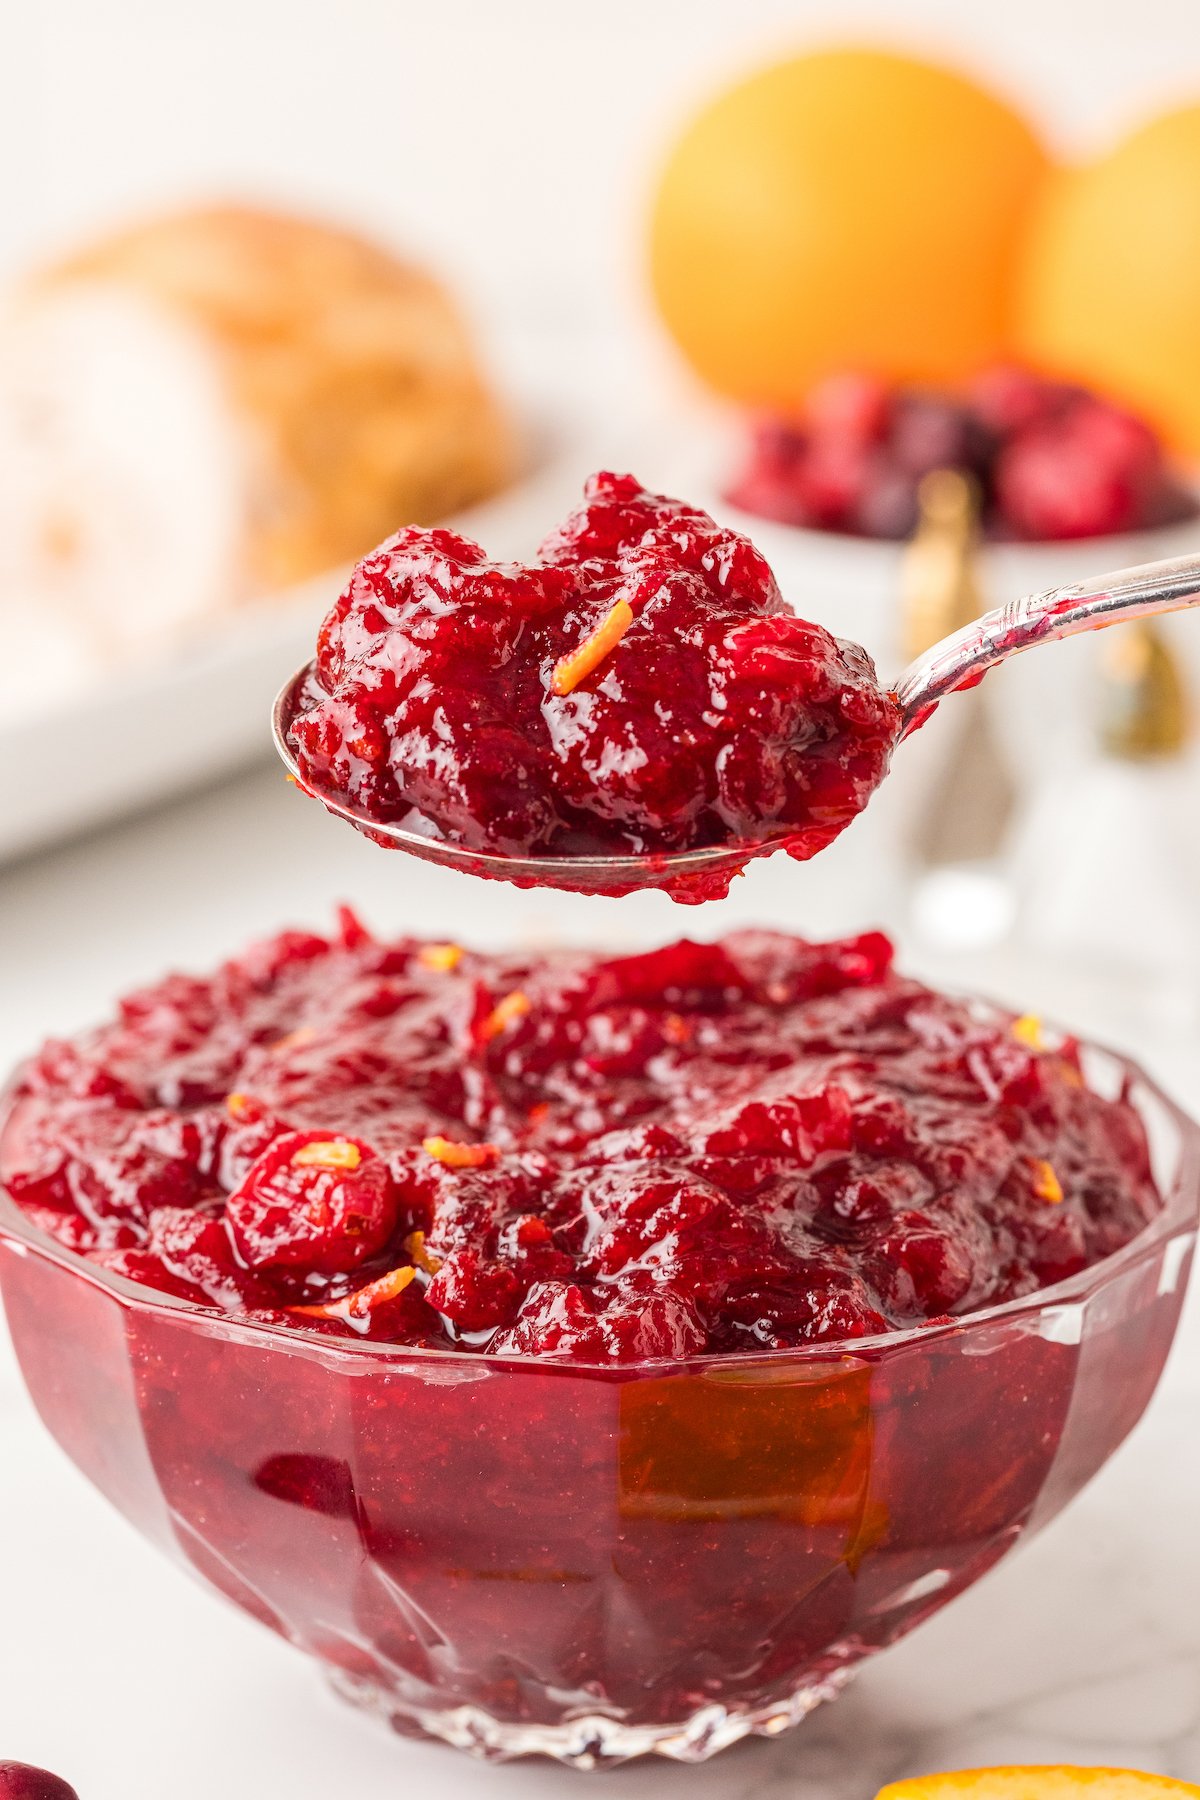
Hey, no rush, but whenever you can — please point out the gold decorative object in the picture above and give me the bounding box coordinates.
[1098,620,1190,761]
[900,468,983,662]
[901,469,1017,868]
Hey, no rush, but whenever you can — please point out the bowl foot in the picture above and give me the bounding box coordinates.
[324,1664,857,1768]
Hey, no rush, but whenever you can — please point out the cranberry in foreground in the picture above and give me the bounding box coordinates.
[0,1766,79,1800]
[727,367,1196,542]
[286,472,900,897]
[0,913,1162,1358]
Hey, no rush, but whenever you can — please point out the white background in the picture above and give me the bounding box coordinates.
[6,0,1200,361]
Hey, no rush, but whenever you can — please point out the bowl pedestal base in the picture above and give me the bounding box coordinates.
[325,1663,858,1769]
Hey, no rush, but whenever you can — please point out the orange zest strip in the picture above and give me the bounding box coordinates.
[1032,1159,1064,1204]
[419,943,464,972]
[480,991,531,1043]
[405,1230,443,1275]
[662,1013,691,1046]
[422,1135,498,1170]
[291,1139,362,1171]
[550,600,634,697]
[288,1263,416,1323]
[226,1091,255,1121]
[269,1026,317,1053]
[1012,1014,1046,1051]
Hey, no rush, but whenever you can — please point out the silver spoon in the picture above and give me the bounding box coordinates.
[272,550,1200,897]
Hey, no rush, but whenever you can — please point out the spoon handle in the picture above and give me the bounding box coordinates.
[893,548,1200,737]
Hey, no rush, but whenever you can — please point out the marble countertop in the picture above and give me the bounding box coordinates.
[3,764,1200,1799]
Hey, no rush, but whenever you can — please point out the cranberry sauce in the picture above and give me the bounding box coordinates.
[0,916,1160,1360]
[286,473,900,894]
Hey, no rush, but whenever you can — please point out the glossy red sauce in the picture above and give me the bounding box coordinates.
[285,473,900,896]
[0,917,1160,1360]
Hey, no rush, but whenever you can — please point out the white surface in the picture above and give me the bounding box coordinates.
[2,764,1200,1797]
[7,0,1200,344]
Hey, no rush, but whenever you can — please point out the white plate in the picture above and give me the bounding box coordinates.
[0,442,594,866]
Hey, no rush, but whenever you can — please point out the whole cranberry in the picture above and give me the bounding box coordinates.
[966,364,1069,437]
[791,438,877,530]
[853,463,920,539]
[994,400,1155,540]
[888,392,987,478]
[0,1765,80,1800]
[804,371,891,445]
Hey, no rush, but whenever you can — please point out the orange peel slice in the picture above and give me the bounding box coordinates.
[877,1770,1200,1799]
[1031,1158,1064,1204]
[1012,1014,1046,1051]
[422,1135,498,1170]
[288,1263,416,1324]
[291,1139,362,1171]
[550,600,634,696]
[405,1229,443,1275]
[419,943,463,972]
[480,991,531,1043]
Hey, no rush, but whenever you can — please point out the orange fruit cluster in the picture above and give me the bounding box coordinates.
[649,47,1051,406]
[650,46,1200,461]
[1016,104,1200,456]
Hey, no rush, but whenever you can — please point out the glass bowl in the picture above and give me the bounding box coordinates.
[0,1040,1196,1770]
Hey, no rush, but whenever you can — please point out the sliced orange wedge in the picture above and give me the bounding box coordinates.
[878,1769,1200,1800]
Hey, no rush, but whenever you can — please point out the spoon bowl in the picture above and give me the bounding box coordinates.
[271,670,785,899]
[273,549,1200,896]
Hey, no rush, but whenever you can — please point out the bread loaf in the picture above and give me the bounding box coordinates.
[0,204,514,676]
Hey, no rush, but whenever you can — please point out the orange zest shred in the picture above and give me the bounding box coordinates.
[226,1091,255,1121]
[527,1101,551,1127]
[1012,1013,1046,1051]
[291,1139,362,1172]
[419,942,464,972]
[269,1026,317,1053]
[405,1229,443,1275]
[288,1263,416,1323]
[550,600,634,697]
[662,1013,691,1046]
[480,991,531,1043]
[422,1135,498,1169]
[1032,1159,1064,1204]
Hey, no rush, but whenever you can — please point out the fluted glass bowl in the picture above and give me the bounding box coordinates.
[0,1040,1196,1770]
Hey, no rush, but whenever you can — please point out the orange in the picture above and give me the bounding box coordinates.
[877,1767,1200,1799]
[648,46,1052,407]
[1017,104,1200,456]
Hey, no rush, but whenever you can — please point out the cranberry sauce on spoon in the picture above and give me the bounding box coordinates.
[282,473,901,900]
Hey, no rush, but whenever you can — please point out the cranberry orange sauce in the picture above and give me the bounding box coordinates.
[0,915,1161,1358]
[286,473,901,898]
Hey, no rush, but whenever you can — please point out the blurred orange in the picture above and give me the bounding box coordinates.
[877,1769,1200,1799]
[1017,104,1200,457]
[649,47,1052,407]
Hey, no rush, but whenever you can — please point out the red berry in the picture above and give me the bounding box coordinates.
[804,371,891,445]
[226,1132,397,1273]
[966,364,1069,436]
[0,1766,80,1800]
[995,413,1140,541]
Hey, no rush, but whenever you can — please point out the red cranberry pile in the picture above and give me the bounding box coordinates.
[286,472,900,896]
[0,1767,79,1800]
[0,915,1161,1361]
[726,368,1196,542]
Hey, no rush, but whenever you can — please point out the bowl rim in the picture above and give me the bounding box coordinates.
[1,1031,1197,1381]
